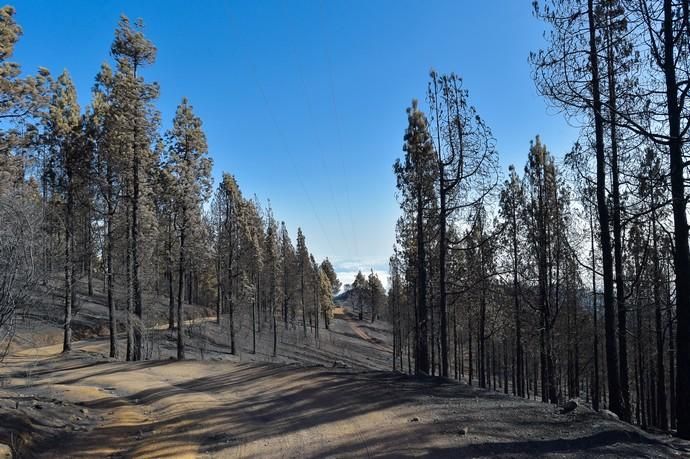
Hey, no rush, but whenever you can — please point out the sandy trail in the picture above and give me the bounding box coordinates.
[343,317,390,354]
[2,352,413,458]
[0,309,687,458]
[2,347,686,458]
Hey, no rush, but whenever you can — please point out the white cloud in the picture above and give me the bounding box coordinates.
[335,269,390,292]
[329,257,390,293]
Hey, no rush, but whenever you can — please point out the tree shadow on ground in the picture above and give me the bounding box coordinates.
[19,360,679,458]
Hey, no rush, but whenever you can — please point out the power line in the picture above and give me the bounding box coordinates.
[277,1,353,259]
[318,0,360,260]
[223,5,337,256]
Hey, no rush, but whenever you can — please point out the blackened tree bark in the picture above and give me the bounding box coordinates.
[660,0,690,438]
[587,0,622,416]
[176,209,186,360]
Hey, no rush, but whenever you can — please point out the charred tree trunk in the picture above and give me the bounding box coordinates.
[513,202,524,396]
[252,274,257,354]
[659,0,690,438]
[62,180,73,353]
[125,200,134,362]
[652,213,668,429]
[479,284,487,388]
[590,206,600,411]
[416,181,429,375]
[605,13,630,420]
[86,208,93,297]
[132,151,143,362]
[177,220,186,360]
[587,0,622,416]
[439,163,449,377]
[106,195,117,359]
[301,263,307,338]
[168,218,175,330]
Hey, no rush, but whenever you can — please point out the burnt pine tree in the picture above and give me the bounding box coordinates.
[279,221,296,329]
[166,98,212,360]
[44,71,82,353]
[296,227,310,338]
[629,0,690,438]
[319,264,335,330]
[499,164,526,397]
[158,150,178,330]
[110,15,159,361]
[368,270,385,323]
[597,0,636,422]
[263,205,279,355]
[320,258,341,296]
[532,0,623,417]
[88,64,123,358]
[242,197,263,354]
[523,137,560,404]
[426,71,497,378]
[215,174,243,355]
[639,149,668,429]
[394,100,436,375]
[352,270,367,321]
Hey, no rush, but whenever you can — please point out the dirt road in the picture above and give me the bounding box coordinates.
[0,310,686,457]
[0,345,685,458]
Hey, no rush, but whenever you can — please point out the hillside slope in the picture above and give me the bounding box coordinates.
[0,293,687,458]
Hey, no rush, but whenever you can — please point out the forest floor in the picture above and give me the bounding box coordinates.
[0,296,689,457]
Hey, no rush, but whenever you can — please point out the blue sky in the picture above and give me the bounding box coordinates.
[12,1,577,287]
